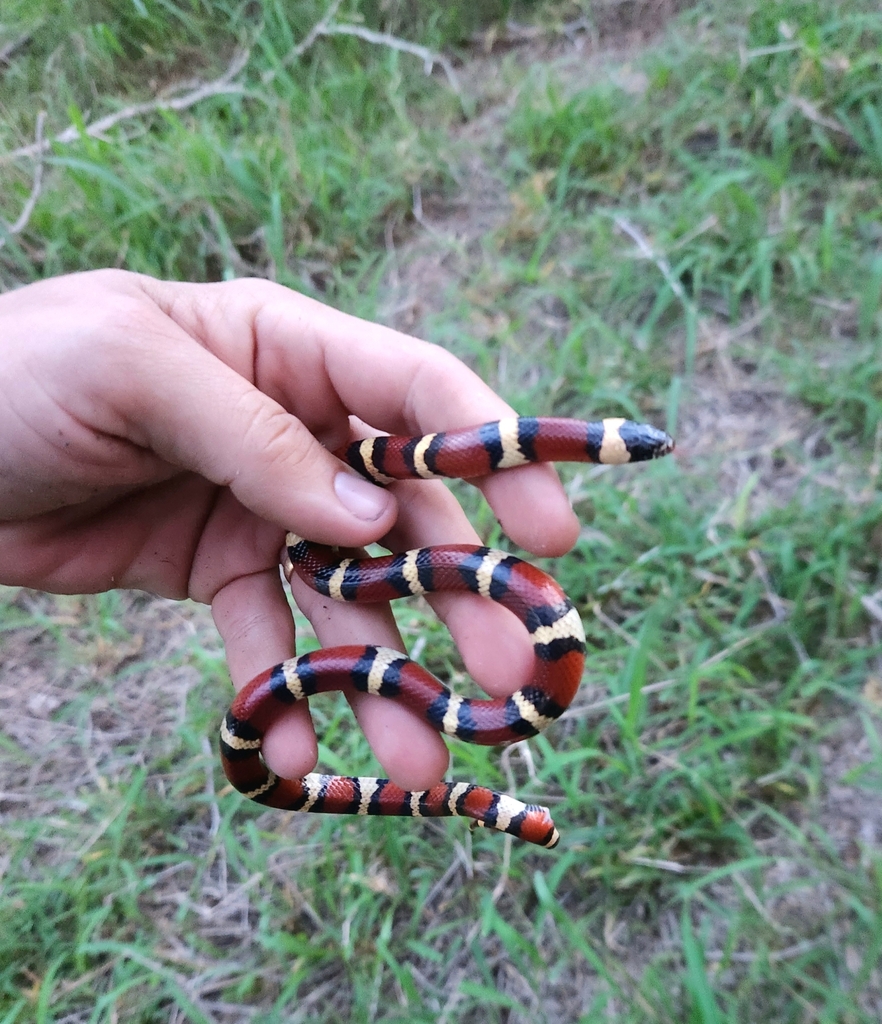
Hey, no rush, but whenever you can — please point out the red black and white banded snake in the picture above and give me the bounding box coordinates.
[220,417,674,848]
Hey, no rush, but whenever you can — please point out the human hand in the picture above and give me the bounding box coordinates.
[0,270,579,790]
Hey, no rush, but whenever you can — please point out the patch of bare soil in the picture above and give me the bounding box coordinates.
[814,710,882,864]
[384,5,692,336]
[0,589,216,816]
[678,327,830,507]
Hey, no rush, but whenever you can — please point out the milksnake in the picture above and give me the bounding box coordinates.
[220,417,673,848]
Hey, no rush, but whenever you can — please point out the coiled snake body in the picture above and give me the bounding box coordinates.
[220,417,673,848]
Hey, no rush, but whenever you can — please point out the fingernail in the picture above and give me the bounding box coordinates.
[334,472,390,521]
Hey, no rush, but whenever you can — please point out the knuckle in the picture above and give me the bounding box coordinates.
[240,399,323,481]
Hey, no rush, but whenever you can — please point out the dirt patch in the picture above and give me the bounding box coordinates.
[0,589,215,814]
[466,1,695,58]
[384,4,693,336]
[676,324,825,509]
[814,710,882,866]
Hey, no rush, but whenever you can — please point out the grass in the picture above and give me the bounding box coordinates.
[1,0,882,1020]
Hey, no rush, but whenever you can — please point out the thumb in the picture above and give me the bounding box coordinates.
[110,333,396,546]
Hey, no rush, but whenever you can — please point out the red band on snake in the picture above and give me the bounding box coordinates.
[221,417,673,848]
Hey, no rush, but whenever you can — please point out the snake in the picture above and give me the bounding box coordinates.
[220,416,674,848]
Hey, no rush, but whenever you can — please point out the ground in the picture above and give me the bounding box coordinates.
[1,2,881,1021]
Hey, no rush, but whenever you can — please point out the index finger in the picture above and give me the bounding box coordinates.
[147,277,579,555]
[252,284,581,556]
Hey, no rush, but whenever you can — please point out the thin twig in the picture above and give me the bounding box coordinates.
[0,33,31,69]
[732,870,797,936]
[411,183,444,237]
[73,796,131,861]
[93,947,220,1021]
[705,937,825,963]
[0,111,46,248]
[437,967,468,1024]
[739,41,802,65]
[591,600,670,674]
[200,735,221,839]
[489,834,512,903]
[620,854,695,873]
[286,979,342,1023]
[270,5,460,94]
[615,215,691,307]
[421,847,467,912]
[614,214,728,371]
[319,23,459,92]
[860,590,882,625]
[266,0,346,77]
[2,49,249,162]
[666,214,719,252]
[650,747,750,830]
[788,94,853,137]
[748,549,809,665]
